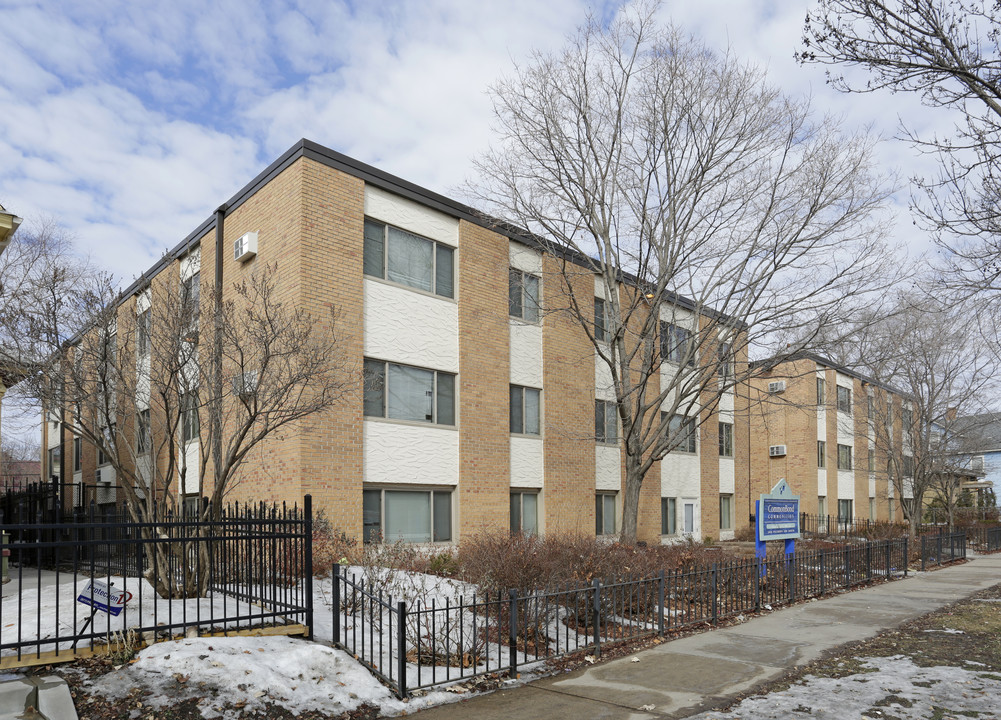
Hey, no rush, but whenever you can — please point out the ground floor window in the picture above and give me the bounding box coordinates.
[838,499,853,522]
[684,502,695,534]
[595,492,617,535]
[870,498,876,520]
[719,494,733,530]
[889,498,896,522]
[510,491,539,535]
[661,497,677,535]
[818,495,827,518]
[363,487,452,543]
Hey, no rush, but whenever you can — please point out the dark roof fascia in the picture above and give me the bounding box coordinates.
[114,138,744,328]
[750,350,913,400]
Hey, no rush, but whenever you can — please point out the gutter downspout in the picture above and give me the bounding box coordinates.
[211,205,227,519]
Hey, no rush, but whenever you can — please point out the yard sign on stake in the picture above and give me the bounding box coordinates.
[72,580,132,649]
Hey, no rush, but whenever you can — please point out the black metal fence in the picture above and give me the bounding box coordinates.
[331,538,910,698]
[1,495,313,667]
[919,532,967,570]
[966,526,1001,553]
[799,513,906,538]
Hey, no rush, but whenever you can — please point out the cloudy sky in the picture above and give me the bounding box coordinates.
[0,0,953,439]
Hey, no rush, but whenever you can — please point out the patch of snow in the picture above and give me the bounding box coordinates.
[921,628,966,634]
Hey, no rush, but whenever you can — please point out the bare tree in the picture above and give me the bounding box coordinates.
[799,0,1001,299]
[824,291,999,535]
[471,5,897,543]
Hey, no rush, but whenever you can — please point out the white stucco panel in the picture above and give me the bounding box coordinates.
[836,413,854,445]
[364,421,459,486]
[718,391,734,417]
[718,458,735,494]
[364,186,459,247]
[510,437,544,488]
[661,452,701,497]
[180,247,200,281]
[869,476,876,497]
[817,407,827,440]
[817,470,828,497]
[509,241,543,275]
[364,279,459,372]
[510,323,543,388]
[180,441,198,495]
[595,445,621,491]
[836,470,855,500]
[595,356,615,401]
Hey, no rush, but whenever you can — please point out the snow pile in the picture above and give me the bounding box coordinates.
[688,655,1001,719]
[89,635,458,719]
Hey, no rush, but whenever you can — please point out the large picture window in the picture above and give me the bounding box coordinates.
[510,385,541,435]
[364,219,454,298]
[509,269,540,322]
[363,487,452,543]
[364,359,455,425]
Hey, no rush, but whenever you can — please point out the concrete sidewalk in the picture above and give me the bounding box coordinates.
[411,553,1001,720]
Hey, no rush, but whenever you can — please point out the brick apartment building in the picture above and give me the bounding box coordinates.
[40,139,750,545]
[747,353,913,524]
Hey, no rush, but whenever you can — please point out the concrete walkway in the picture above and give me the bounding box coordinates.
[411,553,1001,720]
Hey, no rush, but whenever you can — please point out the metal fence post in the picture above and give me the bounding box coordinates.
[754,556,761,611]
[903,537,909,576]
[921,535,927,572]
[711,564,719,625]
[657,570,665,637]
[937,534,943,567]
[865,542,872,582]
[304,495,314,640]
[397,601,408,699]
[819,551,826,596]
[884,541,891,578]
[592,578,601,658]
[508,589,519,678]
[332,564,342,645]
[843,547,850,588]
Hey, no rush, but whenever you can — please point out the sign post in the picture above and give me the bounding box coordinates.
[755,479,801,575]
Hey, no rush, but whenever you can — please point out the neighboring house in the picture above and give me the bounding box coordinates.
[746,353,914,524]
[0,202,25,447]
[0,459,41,489]
[42,139,746,544]
[953,412,1001,507]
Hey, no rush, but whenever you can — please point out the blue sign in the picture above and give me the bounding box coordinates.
[77,580,131,617]
[757,479,801,543]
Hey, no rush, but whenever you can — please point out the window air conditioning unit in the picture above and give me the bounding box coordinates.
[769,445,787,457]
[768,380,786,394]
[234,231,258,263]
[232,371,258,397]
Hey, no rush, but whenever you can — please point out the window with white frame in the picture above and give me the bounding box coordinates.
[73,437,82,473]
[508,269,540,322]
[667,413,697,453]
[837,386,852,414]
[47,447,61,479]
[660,322,693,365]
[719,494,733,530]
[817,377,825,406]
[837,444,853,470]
[683,502,695,534]
[818,440,827,468]
[902,454,914,477]
[137,308,151,359]
[137,409,151,454]
[818,495,827,518]
[364,219,454,298]
[182,392,199,443]
[661,497,677,535]
[594,297,611,342]
[363,359,455,425]
[718,422,733,457]
[868,449,876,472]
[870,497,876,520]
[717,341,733,383]
[971,455,985,472]
[595,492,617,535]
[510,385,541,435]
[363,487,452,543]
[595,400,617,443]
[510,491,539,535]
[838,498,853,521]
[181,272,200,334]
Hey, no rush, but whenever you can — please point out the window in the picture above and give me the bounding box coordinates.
[137,309,151,358]
[817,377,825,406]
[182,392,199,443]
[73,437,82,473]
[47,447,61,479]
[889,498,896,522]
[837,386,852,414]
[902,454,914,477]
[719,494,733,531]
[183,495,204,518]
[818,496,827,518]
[867,395,875,420]
[901,407,913,437]
[508,269,540,322]
[510,492,539,535]
[660,322,693,365]
[137,409,151,454]
[718,422,733,457]
[870,498,876,520]
[837,444,853,470]
[364,219,454,298]
[594,297,610,342]
[510,385,541,435]
[661,497,677,535]
[971,456,985,472]
[364,359,456,425]
[817,440,827,468]
[717,342,733,383]
[668,413,697,453]
[868,449,876,472]
[595,400,617,443]
[181,272,200,332]
[838,499,853,522]
[595,492,617,535]
[683,502,695,534]
[363,487,452,543]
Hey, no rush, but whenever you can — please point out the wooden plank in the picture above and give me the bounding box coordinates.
[0,624,307,670]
